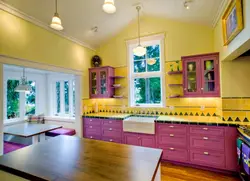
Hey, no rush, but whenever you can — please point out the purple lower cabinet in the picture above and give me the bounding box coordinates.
[123,132,156,148]
[160,146,189,163]
[123,133,140,146]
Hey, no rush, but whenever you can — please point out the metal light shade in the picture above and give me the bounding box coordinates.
[133,45,146,57]
[103,0,116,14]
[50,13,63,31]
[15,77,31,93]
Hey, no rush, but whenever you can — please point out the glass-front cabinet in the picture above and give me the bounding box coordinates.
[182,53,220,97]
[89,66,114,98]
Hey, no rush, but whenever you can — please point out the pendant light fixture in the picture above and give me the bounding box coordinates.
[103,0,116,14]
[15,68,32,93]
[50,0,64,31]
[133,6,146,57]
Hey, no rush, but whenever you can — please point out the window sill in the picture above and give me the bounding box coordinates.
[4,119,25,126]
[45,116,75,123]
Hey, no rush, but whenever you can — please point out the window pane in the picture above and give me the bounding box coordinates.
[73,80,76,117]
[134,60,146,73]
[146,45,160,58]
[56,82,60,114]
[148,77,161,104]
[7,80,20,119]
[25,81,36,116]
[134,78,146,104]
[64,81,69,114]
[147,58,160,72]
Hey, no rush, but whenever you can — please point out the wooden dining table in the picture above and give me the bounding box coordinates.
[4,123,62,144]
[0,135,162,181]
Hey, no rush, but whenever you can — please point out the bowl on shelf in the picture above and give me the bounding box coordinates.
[113,84,121,87]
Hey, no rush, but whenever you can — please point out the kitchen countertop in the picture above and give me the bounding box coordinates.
[83,113,250,126]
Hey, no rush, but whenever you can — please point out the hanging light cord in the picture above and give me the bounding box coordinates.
[136,6,141,46]
[55,0,58,14]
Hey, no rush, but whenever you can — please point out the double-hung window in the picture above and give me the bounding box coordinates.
[128,34,165,107]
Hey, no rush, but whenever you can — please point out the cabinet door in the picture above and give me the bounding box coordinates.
[200,56,220,97]
[123,133,140,146]
[183,58,201,97]
[140,134,156,148]
[89,70,99,98]
[99,68,109,98]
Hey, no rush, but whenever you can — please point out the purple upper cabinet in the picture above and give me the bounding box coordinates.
[182,53,220,97]
[89,66,114,98]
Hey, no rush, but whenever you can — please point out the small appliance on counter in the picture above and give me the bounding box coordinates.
[237,126,250,181]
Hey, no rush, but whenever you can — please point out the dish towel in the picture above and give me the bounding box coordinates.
[237,138,243,164]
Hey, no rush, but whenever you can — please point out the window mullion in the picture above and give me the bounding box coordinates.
[20,92,25,119]
[60,81,65,115]
[69,80,73,117]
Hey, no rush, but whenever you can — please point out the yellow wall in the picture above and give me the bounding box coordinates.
[97,16,214,67]
[0,10,96,98]
[214,0,250,61]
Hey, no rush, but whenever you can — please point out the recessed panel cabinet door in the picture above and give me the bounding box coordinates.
[89,70,99,98]
[123,133,140,146]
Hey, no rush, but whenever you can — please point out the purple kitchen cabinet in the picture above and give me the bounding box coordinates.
[182,52,220,97]
[89,66,114,98]
[123,132,156,148]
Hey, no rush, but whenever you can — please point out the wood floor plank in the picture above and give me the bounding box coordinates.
[161,162,240,181]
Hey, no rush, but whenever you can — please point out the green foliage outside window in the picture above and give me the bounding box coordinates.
[7,80,20,119]
[25,81,36,115]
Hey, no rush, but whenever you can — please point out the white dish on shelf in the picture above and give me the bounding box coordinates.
[113,84,121,87]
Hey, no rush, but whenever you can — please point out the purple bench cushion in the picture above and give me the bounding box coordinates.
[45,128,76,137]
[4,141,27,154]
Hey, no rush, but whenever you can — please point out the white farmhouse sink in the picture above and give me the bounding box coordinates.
[123,116,156,134]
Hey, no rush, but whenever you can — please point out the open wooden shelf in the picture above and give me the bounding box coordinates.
[167,71,183,75]
[168,95,183,98]
[168,84,183,87]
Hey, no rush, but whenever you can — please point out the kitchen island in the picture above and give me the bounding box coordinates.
[0,135,162,181]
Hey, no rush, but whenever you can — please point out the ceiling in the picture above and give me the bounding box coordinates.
[2,0,225,49]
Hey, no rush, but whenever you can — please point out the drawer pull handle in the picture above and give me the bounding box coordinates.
[109,128,113,131]
[169,126,174,128]
[203,137,208,140]
[90,136,93,139]
[89,126,93,128]
[109,121,112,124]
[203,128,208,130]
[110,139,113,142]
[170,134,174,137]
[169,148,175,151]
[90,119,92,122]
[204,152,209,155]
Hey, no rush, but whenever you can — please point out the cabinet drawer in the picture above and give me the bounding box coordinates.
[102,137,122,143]
[190,150,225,169]
[84,126,101,136]
[102,127,122,139]
[158,133,187,148]
[157,123,187,134]
[84,134,101,140]
[102,119,122,128]
[190,126,224,137]
[190,135,224,151]
[84,118,102,126]
[161,147,188,162]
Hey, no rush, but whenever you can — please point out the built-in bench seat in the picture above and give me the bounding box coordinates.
[4,141,27,154]
[45,128,76,137]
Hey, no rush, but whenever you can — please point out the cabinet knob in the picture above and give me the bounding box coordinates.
[169,125,174,128]
[170,134,174,137]
[201,88,204,90]
[203,127,208,130]
[109,121,112,124]
[204,152,209,155]
[203,137,208,140]
[90,119,92,122]
[184,88,187,91]
[169,148,175,151]
[110,139,113,142]
[89,126,93,128]
[109,128,113,131]
[138,137,140,139]
[90,136,93,139]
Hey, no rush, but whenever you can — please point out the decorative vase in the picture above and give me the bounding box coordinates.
[206,61,213,70]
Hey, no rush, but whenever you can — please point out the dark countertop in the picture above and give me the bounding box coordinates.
[0,135,162,181]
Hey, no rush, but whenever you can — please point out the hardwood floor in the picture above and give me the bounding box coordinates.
[161,162,240,181]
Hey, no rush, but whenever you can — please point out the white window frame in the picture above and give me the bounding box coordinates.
[127,34,166,108]
[48,74,75,118]
[3,69,44,124]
